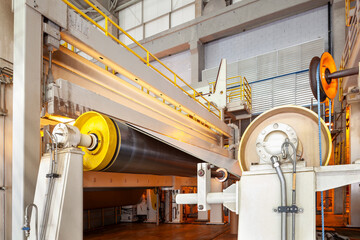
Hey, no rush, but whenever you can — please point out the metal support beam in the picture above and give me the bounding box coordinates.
[209,179,224,224]
[315,164,360,191]
[190,40,205,83]
[197,163,211,211]
[12,1,42,239]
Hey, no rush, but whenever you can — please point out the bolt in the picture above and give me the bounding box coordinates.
[198,169,205,177]
[299,208,304,213]
[273,208,278,213]
[198,205,204,210]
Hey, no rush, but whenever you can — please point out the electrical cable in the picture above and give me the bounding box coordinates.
[316,64,325,240]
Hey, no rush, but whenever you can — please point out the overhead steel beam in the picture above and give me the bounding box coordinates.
[48,49,229,155]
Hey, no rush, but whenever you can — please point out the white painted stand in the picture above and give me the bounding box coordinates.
[30,148,84,240]
[176,163,360,240]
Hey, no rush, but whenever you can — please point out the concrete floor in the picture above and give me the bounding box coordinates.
[84,223,237,240]
[84,223,360,240]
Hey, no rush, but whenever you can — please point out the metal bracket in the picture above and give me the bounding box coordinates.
[197,163,211,211]
[46,173,61,179]
[43,21,60,50]
[276,205,303,213]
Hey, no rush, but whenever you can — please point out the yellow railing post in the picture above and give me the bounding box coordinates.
[147,52,149,66]
[105,17,108,36]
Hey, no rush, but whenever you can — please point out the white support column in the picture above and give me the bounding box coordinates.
[209,179,224,224]
[12,1,42,239]
[197,163,210,221]
[349,102,360,226]
[197,163,211,211]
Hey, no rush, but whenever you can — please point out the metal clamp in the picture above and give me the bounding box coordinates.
[276,205,302,214]
[46,173,61,179]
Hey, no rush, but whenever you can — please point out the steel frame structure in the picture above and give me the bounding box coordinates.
[12,1,240,239]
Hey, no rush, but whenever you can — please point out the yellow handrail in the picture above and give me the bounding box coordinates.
[209,75,252,111]
[62,0,221,119]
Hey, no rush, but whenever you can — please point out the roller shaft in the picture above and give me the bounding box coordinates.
[327,66,359,79]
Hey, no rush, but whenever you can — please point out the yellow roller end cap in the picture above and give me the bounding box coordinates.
[74,111,118,171]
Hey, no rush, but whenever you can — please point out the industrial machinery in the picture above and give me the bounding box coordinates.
[176,50,360,239]
[28,109,233,239]
[177,105,360,240]
[11,0,360,239]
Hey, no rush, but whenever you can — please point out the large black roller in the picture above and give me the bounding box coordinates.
[74,111,202,177]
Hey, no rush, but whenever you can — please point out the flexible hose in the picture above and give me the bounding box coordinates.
[271,156,287,240]
[24,203,38,240]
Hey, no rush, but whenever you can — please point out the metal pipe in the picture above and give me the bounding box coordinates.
[40,131,58,240]
[2,116,5,240]
[271,156,287,240]
[176,192,236,205]
[327,66,359,79]
[47,49,54,84]
[23,203,38,240]
[281,139,297,240]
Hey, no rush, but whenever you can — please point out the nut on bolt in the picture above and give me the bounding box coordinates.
[198,205,204,210]
[198,169,205,177]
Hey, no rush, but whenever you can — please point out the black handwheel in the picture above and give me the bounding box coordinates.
[309,56,327,102]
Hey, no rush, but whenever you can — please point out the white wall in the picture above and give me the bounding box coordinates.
[202,39,325,114]
[150,50,191,87]
[204,6,329,69]
[119,0,196,43]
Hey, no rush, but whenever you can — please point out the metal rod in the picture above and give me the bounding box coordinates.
[328,66,359,79]
[2,116,5,240]
[40,131,58,240]
[271,156,287,240]
[282,139,297,240]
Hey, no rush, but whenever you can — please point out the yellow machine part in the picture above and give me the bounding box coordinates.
[74,111,119,171]
[320,52,338,99]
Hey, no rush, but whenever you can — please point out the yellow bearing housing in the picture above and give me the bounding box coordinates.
[74,111,119,171]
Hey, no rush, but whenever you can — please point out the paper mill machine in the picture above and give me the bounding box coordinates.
[13,1,360,240]
[17,1,241,239]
